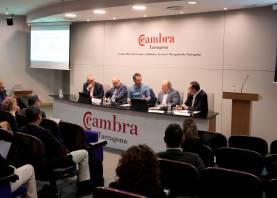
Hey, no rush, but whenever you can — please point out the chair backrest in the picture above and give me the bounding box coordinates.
[198,130,227,151]
[159,158,200,197]
[265,178,277,198]
[93,187,146,198]
[270,140,277,154]
[0,110,18,132]
[40,118,61,141]
[14,132,46,170]
[59,121,86,151]
[15,113,28,129]
[216,147,264,176]
[182,142,215,167]
[200,167,263,198]
[265,154,277,178]
[228,135,268,156]
[0,129,13,159]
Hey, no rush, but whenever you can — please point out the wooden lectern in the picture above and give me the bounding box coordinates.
[223,92,259,136]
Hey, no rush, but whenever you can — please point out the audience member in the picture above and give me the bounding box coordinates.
[20,106,93,196]
[110,144,165,197]
[20,95,46,118]
[158,123,205,172]
[0,80,7,103]
[1,97,20,116]
[0,154,37,198]
[0,121,13,135]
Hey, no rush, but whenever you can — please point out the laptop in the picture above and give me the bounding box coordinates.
[78,92,91,104]
[131,99,148,112]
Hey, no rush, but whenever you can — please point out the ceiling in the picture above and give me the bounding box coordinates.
[31,0,277,23]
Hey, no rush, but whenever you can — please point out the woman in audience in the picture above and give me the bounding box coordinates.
[110,144,165,197]
[0,121,13,135]
[1,97,20,116]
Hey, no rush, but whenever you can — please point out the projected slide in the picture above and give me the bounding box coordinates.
[30,25,70,70]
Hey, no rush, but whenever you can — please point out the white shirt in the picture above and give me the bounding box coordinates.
[192,89,201,107]
[161,93,168,105]
[87,86,94,98]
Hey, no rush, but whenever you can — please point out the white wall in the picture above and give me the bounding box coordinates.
[0,15,68,102]
[70,6,277,143]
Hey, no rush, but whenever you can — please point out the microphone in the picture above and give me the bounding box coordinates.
[240,75,249,93]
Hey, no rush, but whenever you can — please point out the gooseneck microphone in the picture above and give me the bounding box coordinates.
[240,75,249,93]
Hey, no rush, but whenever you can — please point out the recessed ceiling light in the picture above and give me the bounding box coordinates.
[187,1,197,5]
[65,13,76,18]
[133,5,147,10]
[93,9,106,14]
[86,19,90,22]
[112,17,116,20]
[143,14,147,17]
[224,7,228,10]
[180,11,184,14]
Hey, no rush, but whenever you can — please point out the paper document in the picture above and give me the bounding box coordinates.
[120,104,131,107]
[148,109,165,114]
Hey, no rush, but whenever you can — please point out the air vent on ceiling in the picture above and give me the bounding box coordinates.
[166,6,184,11]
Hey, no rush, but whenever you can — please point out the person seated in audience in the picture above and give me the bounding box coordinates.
[0,80,7,103]
[127,73,151,102]
[0,121,13,135]
[182,118,206,146]
[1,97,20,116]
[105,77,128,105]
[158,123,205,172]
[20,106,93,196]
[157,80,181,107]
[83,74,104,99]
[0,154,38,198]
[19,95,46,118]
[110,144,165,198]
[177,81,208,117]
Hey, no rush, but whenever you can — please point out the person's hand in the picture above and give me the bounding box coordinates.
[175,105,182,110]
[183,104,189,110]
[87,84,93,90]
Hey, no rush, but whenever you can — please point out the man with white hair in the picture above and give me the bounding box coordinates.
[82,75,104,99]
[105,77,128,104]
[157,80,181,107]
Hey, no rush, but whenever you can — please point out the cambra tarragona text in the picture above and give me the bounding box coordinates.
[83,112,139,135]
[138,33,175,47]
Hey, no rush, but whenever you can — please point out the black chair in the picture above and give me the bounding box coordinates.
[40,118,61,141]
[159,158,200,197]
[200,167,263,198]
[228,135,268,156]
[216,147,264,176]
[270,140,277,154]
[182,142,215,167]
[265,178,277,198]
[93,187,146,198]
[0,110,18,132]
[15,113,28,129]
[265,154,277,179]
[198,130,227,152]
[14,132,76,196]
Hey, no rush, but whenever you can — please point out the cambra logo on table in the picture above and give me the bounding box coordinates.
[83,112,139,135]
[138,33,175,47]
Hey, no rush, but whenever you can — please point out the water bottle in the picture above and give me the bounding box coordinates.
[58,88,63,98]
[167,104,172,114]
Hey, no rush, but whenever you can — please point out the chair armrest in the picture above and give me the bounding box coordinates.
[88,140,107,149]
[0,174,18,185]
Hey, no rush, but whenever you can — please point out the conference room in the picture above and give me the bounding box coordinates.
[0,0,277,197]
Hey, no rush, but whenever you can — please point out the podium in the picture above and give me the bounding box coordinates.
[223,92,259,136]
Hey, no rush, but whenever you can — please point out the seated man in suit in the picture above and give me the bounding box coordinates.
[177,81,208,117]
[82,75,104,99]
[105,77,127,105]
[157,123,205,172]
[0,80,7,103]
[127,73,151,102]
[157,80,181,107]
[0,154,37,198]
[21,106,93,196]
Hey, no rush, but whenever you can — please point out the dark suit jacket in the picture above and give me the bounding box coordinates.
[0,155,14,178]
[105,83,128,104]
[184,90,208,117]
[21,125,68,159]
[157,88,181,107]
[0,89,7,103]
[83,82,104,99]
[157,148,205,172]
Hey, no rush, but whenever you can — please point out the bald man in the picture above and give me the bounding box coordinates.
[82,75,104,99]
[157,80,181,107]
[105,77,128,104]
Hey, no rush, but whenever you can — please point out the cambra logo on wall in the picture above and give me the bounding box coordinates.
[138,33,175,49]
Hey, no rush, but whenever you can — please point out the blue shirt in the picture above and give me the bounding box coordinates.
[127,84,150,101]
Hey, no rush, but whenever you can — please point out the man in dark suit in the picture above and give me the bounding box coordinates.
[178,81,208,117]
[157,123,205,172]
[157,80,181,107]
[105,77,127,105]
[82,75,104,99]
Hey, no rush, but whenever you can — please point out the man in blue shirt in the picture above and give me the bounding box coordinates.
[127,73,151,102]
